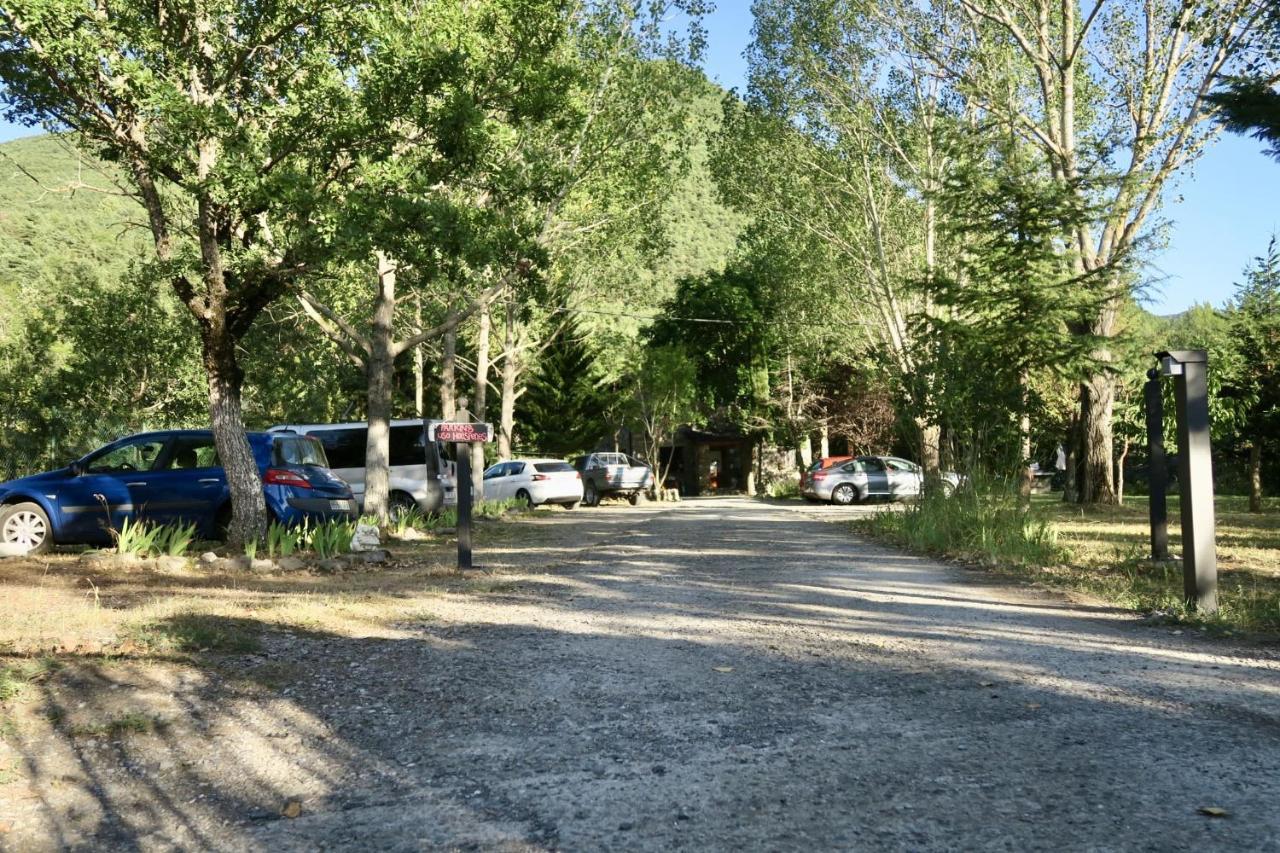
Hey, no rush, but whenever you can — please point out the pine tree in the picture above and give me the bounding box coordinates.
[518,318,609,457]
[1230,238,1280,511]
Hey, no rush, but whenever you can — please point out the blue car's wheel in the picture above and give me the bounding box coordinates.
[1,502,52,555]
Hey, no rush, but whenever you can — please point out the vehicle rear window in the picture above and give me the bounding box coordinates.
[274,436,329,467]
[534,462,574,473]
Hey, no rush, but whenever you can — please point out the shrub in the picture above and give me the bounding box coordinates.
[111,517,162,557]
[864,479,1065,568]
[307,520,354,559]
[155,522,197,557]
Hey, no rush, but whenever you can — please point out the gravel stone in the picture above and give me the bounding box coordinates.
[5,497,1280,852]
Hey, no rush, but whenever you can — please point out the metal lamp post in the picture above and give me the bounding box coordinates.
[1155,350,1217,614]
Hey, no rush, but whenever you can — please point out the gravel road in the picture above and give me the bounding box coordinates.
[6,496,1280,851]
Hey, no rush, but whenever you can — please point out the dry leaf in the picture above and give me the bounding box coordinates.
[979,681,995,687]
[1025,703,1042,710]
[1198,807,1230,818]
[282,801,303,819]
[713,666,734,673]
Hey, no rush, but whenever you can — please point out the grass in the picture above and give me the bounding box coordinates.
[125,614,263,654]
[857,490,1280,635]
[0,657,59,704]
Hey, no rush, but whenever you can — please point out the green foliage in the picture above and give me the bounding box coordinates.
[864,482,1066,568]
[111,517,162,558]
[919,131,1111,469]
[475,498,525,519]
[306,520,354,559]
[1208,74,1280,163]
[520,318,610,457]
[647,262,775,422]
[155,522,196,558]
[265,522,302,559]
[1228,240,1280,441]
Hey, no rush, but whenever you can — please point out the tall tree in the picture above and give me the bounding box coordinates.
[1,0,369,543]
[902,0,1277,503]
[924,129,1105,494]
[519,317,610,457]
[1229,238,1280,511]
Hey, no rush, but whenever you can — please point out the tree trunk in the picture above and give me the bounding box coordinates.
[1079,370,1118,504]
[819,424,830,459]
[363,252,397,522]
[440,326,457,421]
[413,294,425,419]
[746,440,758,496]
[918,418,941,475]
[497,299,518,461]
[202,325,267,548]
[1250,441,1263,513]
[797,435,812,471]
[1115,436,1130,506]
[471,303,491,499]
[1062,409,1080,503]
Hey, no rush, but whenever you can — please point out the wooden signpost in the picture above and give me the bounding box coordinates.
[429,421,493,570]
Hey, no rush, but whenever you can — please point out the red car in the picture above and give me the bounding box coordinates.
[799,455,853,492]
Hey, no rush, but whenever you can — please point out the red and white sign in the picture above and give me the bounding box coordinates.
[431,422,494,443]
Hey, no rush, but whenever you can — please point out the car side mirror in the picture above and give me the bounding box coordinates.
[69,460,84,476]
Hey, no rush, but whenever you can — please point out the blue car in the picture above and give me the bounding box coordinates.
[0,430,357,554]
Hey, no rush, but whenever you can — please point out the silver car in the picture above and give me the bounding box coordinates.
[803,456,960,505]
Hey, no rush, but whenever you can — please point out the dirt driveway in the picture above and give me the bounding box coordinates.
[3,496,1280,851]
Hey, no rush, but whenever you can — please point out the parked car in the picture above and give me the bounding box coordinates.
[572,452,654,507]
[799,455,853,492]
[0,430,356,554]
[270,419,454,514]
[802,455,964,505]
[482,459,584,508]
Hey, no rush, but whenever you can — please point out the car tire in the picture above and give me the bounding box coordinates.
[831,484,857,506]
[584,482,598,507]
[0,502,52,555]
[628,492,645,506]
[564,501,579,510]
[516,489,535,508]
[389,491,417,519]
[940,481,956,497]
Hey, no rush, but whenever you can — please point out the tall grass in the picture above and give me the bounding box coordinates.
[864,480,1065,568]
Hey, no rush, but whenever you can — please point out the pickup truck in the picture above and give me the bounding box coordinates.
[572,452,654,507]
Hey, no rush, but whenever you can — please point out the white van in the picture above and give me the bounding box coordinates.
[269,419,455,513]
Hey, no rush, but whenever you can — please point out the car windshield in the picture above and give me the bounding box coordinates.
[274,436,328,467]
[534,462,574,473]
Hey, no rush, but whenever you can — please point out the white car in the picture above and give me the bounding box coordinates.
[482,458,584,508]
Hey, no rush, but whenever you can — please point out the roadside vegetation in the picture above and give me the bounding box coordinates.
[859,492,1280,634]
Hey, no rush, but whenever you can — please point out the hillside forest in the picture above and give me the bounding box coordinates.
[1,0,1278,544]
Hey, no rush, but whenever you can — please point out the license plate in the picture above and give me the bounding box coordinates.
[330,500,352,511]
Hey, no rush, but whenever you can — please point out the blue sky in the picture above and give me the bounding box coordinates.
[3,2,1276,313]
